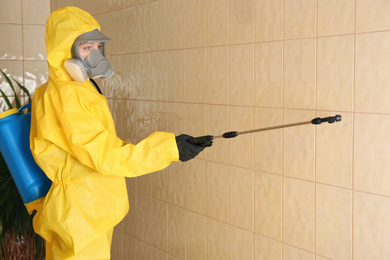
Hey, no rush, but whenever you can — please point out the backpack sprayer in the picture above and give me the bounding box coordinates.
[0,104,51,206]
[187,115,342,147]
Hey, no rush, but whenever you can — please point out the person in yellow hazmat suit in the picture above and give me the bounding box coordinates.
[28,6,211,259]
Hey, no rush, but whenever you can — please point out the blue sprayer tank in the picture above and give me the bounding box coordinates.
[0,104,51,205]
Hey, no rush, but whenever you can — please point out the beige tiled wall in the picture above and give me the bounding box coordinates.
[0,0,50,111]
[40,0,390,259]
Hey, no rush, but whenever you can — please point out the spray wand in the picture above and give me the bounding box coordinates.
[187,114,342,147]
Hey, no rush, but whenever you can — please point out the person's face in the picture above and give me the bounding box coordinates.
[78,42,102,61]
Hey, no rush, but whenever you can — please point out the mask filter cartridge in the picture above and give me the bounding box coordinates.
[64,59,88,82]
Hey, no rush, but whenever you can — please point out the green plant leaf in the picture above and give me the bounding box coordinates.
[0,89,13,110]
[13,78,32,113]
[0,70,21,109]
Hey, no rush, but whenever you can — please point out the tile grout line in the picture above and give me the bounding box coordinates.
[314,0,318,256]
[281,0,285,256]
[352,0,357,258]
[252,1,256,256]
[227,1,231,258]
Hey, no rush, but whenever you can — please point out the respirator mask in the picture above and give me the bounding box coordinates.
[64,29,113,82]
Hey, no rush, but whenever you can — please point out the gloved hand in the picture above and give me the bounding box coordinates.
[175,134,208,162]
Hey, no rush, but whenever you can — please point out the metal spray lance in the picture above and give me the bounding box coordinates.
[187,115,342,147]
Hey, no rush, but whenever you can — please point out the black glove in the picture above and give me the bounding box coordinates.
[175,134,206,162]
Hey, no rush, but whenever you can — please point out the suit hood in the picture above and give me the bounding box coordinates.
[45,6,101,81]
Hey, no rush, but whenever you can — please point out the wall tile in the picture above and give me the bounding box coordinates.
[122,234,136,259]
[108,0,140,10]
[354,192,390,259]
[150,51,167,101]
[133,53,152,99]
[167,0,186,50]
[355,113,390,197]
[134,53,152,100]
[134,101,166,140]
[123,191,136,236]
[120,100,136,143]
[127,172,136,192]
[205,105,229,164]
[355,31,390,113]
[186,104,206,157]
[167,50,186,102]
[186,159,207,214]
[168,205,186,259]
[0,0,22,24]
[206,46,229,105]
[75,0,108,15]
[23,60,49,94]
[206,162,229,222]
[134,194,151,243]
[356,0,390,32]
[150,199,168,251]
[186,48,206,103]
[166,102,186,134]
[134,4,151,53]
[230,0,254,44]
[0,24,23,60]
[206,218,228,260]
[151,247,168,260]
[229,106,254,169]
[106,99,122,137]
[133,54,151,100]
[111,229,123,260]
[316,185,352,259]
[206,0,229,46]
[135,239,151,260]
[255,235,281,260]
[230,166,254,231]
[283,178,314,252]
[186,0,205,48]
[254,41,283,108]
[283,245,314,260]
[317,35,354,112]
[186,211,206,260]
[136,174,151,196]
[150,169,169,202]
[284,39,316,110]
[254,171,282,241]
[0,61,24,96]
[316,111,353,189]
[105,55,131,99]
[254,108,283,174]
[230,44,254,106]
[283,109,315,181]
[284,0,316,39]
[255,0,283,42]
[168,161,187,208]
[151,0,167,51]
[51,0,75,11]
[23,0,51,25]
[229,226,254,260]
[111,8,135,55]
[318,0,354,36]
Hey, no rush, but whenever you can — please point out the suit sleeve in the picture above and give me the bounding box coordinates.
[43,84,179,177]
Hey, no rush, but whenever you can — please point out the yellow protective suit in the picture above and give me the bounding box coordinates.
[29,6,179,259]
